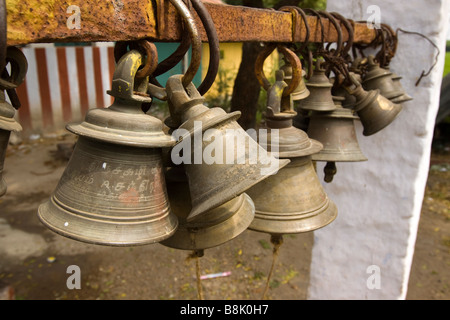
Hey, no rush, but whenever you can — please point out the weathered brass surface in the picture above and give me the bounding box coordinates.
[165,75,289,222]
[38,137,178,246]
[246,155,337,235]
[297,61,336,112]
[0,92,22,198]
[351,84,402,136]
[38,50,178,246]
[246,80,337,235]
[161,166,255,250]
[390,72,413,104]
[307,96,367,163]
[362,56,403,100]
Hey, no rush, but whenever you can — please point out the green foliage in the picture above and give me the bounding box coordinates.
[444,51,450,77]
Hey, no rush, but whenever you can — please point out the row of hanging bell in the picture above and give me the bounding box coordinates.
[244,70,337,236]
[38,50,179,246]
[0,47,28,198]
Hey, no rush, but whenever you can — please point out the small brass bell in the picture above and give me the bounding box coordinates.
[165,74,290,222]
[0,92,22,197]
[297,59,336,112]
[362,56,403,101]
[245,74,337,235]
[307,96,368,182]
[280,61,310,101]
[38,50,178,246]
[348,79,403,136]
[389,71,413,104]
[160,165,255,250]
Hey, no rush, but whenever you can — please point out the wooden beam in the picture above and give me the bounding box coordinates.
[6,0,376,46]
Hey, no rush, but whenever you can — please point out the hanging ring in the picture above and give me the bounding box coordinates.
[255,44,301,97]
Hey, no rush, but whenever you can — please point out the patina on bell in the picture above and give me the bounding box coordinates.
[160,165,255,250]
[307,96,368,183]
[38,50,178,246]
[165,74,290,222]
[297,59,336,112]
[347,76,402,136]
[245,74,337,235]
[0,91,22,197]
[280,61,310,101]
[362,56,403,101]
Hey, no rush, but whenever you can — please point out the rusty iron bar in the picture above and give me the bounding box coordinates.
[6,0,377,46]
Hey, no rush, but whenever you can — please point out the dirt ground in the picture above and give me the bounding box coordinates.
[0,132,448,300]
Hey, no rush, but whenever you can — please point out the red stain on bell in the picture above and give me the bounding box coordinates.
[119,188,140,204]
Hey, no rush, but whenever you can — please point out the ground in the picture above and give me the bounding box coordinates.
[0,132,448,300]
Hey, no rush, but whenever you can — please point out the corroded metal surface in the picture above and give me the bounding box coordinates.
[6,0,377,46]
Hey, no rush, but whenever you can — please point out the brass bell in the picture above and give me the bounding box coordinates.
[362,56,403,101]
[297,59,336,112]
[347,75,402,136]
[38,50,178,246]
[245,77,337,235]
[165,74,290,222]
[307,96,368,182]
[0,47,28,197]
[389,71,413,104]
[331,73,363,109]
[280,61,310,101]
[0,92,22,197]
[160,165,255,250]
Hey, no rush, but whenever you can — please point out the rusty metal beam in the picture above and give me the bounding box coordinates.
[6,0,376,46]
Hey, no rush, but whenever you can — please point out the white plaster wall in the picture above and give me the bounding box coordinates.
[308,0,449,299]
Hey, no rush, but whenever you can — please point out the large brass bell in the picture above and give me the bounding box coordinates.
[165,74,290,222]
[160,165,255,250]
[38,50,178,246]
[0,47,27,197]
[346,75,402,136]
[297,59,336,112]
[245,70,337,235]
[362,56,403,101]
[307,96,368,182]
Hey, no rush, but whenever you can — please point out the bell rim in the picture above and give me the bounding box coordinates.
[248,198,338,234]
[37,198,179,247]
[160,193,255,250]
[291,89,311,101]
[67,121,176,148]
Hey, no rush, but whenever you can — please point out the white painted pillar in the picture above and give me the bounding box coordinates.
[308,0,449,299]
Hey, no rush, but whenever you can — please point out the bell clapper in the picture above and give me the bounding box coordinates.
[324,161,337,183]
[262,234,284,300]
